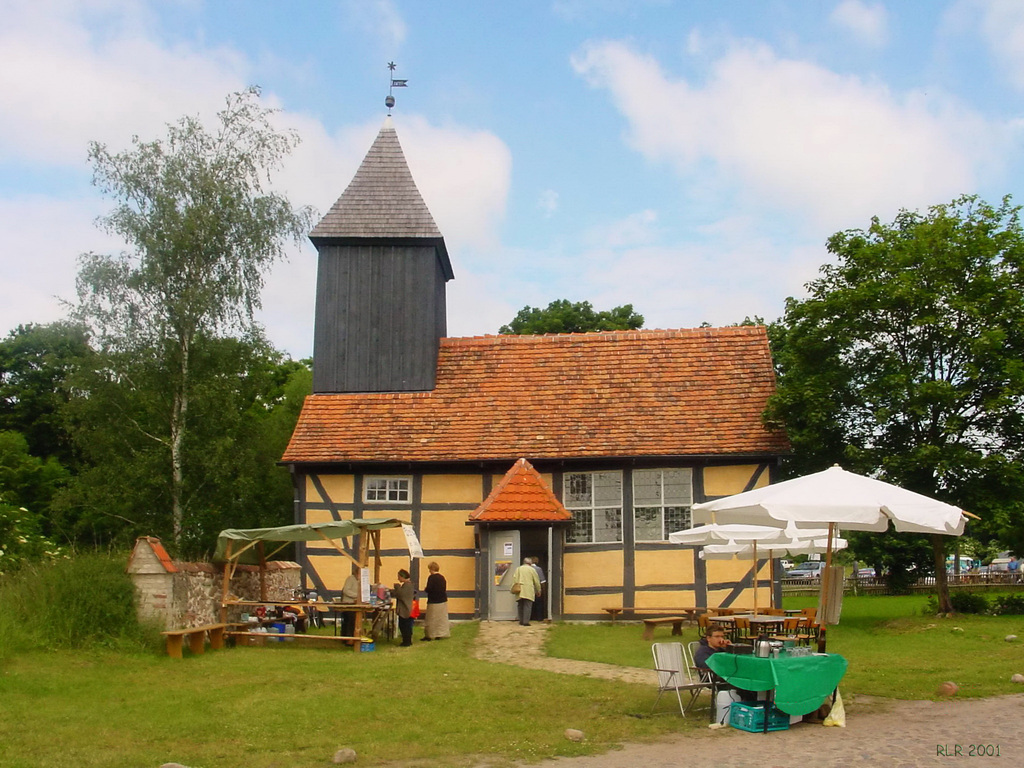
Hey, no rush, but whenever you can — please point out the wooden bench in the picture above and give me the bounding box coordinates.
[604,607,699,622]
[162,623,235,658]
[641,616,690,641]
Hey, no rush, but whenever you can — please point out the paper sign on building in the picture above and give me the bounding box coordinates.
[402,523,424,558]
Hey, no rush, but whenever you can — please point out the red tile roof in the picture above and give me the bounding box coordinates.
[469,458,574,523]
[282,327,790,464]
[127,536,178,573]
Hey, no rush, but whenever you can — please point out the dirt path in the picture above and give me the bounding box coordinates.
[474,621,1024,767]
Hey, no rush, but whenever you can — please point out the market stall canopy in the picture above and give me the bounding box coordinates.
[691,466,968,535]
[214,519,405,564]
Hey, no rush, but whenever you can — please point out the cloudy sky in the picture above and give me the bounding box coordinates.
[2,0,1023,358]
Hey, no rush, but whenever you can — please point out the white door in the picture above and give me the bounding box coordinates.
[488,530,520,620]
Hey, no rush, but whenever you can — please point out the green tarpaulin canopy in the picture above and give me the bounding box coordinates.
[214,519,405,564]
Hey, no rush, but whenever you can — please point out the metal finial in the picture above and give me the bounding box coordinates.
[386,61,408,114]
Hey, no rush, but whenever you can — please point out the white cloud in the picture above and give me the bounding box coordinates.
[584,209,658,249]
[972,0,1024,90]
[571,38,1001,232]
[399,116,511,254]
[0,194,120,335]
[0,1,513,357]
[345,0,407,50]
[538,189,560,218]
[0,0,247,168]
[830,0,889,47]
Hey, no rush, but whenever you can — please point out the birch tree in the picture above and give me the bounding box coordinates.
[73,87,313,544]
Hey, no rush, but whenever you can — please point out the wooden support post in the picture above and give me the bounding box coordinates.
[258,541,267,602]
[353,530,371,641]
[220,541,233,624]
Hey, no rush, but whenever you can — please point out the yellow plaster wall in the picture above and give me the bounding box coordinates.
[563,549,623,590]
[308,475,355,505]
[418,509,475,551]
[563,549,623,615]
[308,554,352,587]
[634,549,695,590]
[703,465,768,497]
[422,474,483,504]
[564,592,618,615]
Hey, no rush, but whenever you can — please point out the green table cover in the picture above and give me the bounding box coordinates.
[705,652,848,716]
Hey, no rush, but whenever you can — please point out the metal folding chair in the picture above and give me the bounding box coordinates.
[651,642,713,717]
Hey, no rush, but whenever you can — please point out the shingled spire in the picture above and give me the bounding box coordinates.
[309,118,453,393]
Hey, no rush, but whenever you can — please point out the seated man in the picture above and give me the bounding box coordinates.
[694,626,758,703]
[693,626,732,674]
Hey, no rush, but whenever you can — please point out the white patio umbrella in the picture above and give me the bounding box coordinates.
[668,523,833,612]
[667,523,832,545]
[691,465,966,535]
[699,537,848,560]
[691,465,969,624]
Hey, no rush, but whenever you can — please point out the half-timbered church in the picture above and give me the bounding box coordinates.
[281,116,790,621]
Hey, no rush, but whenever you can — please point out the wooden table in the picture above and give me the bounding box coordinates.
[224,600,394,642]
[708,614,785,641]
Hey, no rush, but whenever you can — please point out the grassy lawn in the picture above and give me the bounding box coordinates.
[4,595,1024,767]
[0,623,695,768]
[547,594,1024,700]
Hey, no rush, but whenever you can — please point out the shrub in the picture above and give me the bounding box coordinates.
[0,550,159,659]
[992,594,1024,615]
[927,591,990,614]
[0,499,64,574]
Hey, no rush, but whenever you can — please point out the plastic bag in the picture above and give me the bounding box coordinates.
[823,690,846,727]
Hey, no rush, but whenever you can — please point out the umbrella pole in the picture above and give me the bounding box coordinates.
[752,541,758,615]
[819,522,836,650]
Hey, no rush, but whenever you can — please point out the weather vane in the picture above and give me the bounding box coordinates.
[386,61,408,114]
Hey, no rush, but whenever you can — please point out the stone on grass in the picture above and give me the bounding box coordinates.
[936,681,958,697]
[1011,674,1024,684]
[160,764,190,768]
[1005,634,1018,642]
[332,747,358,763]
[564,728,585,742]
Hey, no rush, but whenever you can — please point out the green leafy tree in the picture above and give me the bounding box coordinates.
[499,300,644,334]
[72,87,313,545]
[767,194,1024,611]
[0,322,91,467]
[61,333,310,556]
[0,431,69,541]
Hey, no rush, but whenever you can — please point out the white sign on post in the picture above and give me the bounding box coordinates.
[359,567,371,603]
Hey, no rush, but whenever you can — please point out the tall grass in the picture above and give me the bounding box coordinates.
[0,551,160,659]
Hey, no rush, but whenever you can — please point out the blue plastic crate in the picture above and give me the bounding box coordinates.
[728,701,790,733]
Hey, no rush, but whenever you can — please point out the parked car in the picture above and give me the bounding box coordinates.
[784,561,825,579]
[856,567,876,578]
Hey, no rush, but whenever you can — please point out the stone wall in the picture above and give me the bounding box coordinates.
[127,542,301,629]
